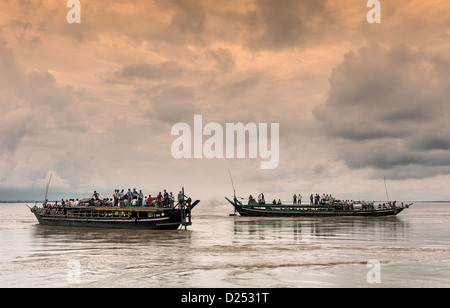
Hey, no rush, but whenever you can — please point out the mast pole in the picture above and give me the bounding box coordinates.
[44,173,53,206]
[384,175,390,204]
[228,170,236,200]
[228,170,237,215]
[182,186,187,230]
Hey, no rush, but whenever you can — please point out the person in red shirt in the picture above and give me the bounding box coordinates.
[157,192,163,207]
[147,194,153,205]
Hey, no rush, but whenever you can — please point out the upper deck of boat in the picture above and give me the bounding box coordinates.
[66,206,167,212]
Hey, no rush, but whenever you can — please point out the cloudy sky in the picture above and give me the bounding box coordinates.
[1,0,450,202]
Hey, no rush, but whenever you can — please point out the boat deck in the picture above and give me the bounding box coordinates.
[91,206,165,212]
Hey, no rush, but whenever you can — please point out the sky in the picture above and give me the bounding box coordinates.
[1,0,450,202]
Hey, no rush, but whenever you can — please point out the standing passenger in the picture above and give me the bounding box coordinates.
[157,192,163,207]
[138,190,143,206]
[163,190,169,206]
[170,192,174,207]
[113,189,119,207]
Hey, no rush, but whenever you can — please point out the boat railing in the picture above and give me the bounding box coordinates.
[66,208,164,219]
[244,204,335,211]
[244,199,334,208]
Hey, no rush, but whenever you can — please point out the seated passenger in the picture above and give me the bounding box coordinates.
[92,191,99,200]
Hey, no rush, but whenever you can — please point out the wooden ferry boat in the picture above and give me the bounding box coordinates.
[29,183,199,230]
[225,171,411,218]
[225,197,410,217]
[31,200,199,230]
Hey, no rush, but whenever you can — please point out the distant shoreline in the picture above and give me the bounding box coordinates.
[0,201,44,203]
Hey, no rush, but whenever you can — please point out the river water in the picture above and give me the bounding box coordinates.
[0,202,449,288]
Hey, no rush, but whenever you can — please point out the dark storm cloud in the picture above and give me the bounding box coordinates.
[246,0,336,50]
[149,0,342,51]
[0,38,96,194]
[314,43,450,179]
[102,60,200,123]
[215,77,260,100]
[168,0,206,42]
[410,137,450,151]
[0,41,76,154]
[149,85,199,123]
[4,0,346,56]
[0,40,25,89]
[105,62,186,83]
[206,48,235,73]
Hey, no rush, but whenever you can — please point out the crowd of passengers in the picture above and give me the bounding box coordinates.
[43,188,185,210]
[248,193,335,206]
[246,192,399,210]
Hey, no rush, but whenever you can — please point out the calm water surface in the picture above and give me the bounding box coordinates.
[0,202,449,287]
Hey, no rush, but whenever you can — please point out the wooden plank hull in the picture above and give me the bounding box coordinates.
[33,211,182,230]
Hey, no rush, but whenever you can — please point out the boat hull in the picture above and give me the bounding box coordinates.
[33,211,182,230]
[226,198,407,217]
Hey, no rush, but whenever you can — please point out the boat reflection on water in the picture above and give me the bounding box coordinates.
[232,216,409,244]
[30,223,194,246]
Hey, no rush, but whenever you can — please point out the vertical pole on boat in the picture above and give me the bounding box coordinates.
[182,186,187,230]
[384,175,390,204]
[228,170,237,215]
[44,173,52,206]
